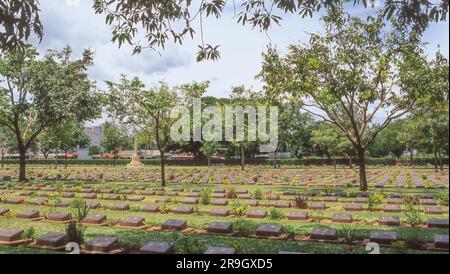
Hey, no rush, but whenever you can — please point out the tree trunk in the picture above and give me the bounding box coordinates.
[160,150,166,187]
[357,147,368,191]
[18,147,27,182]
[208,155,211,168]
[348,156,353,169]
[438,150,443,171]
[433,149,438,172]
[409,149,414,167]
[54,151,58,169]
[1,151,4,168]
[64,150,68,168]
[274,151,277,168]
[240,146,245,171]
[333,157,336,172]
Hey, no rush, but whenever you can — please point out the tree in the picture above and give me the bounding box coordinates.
[101,121,132,167]
[0,0,43,51]
[272,98,316,164]
[258,9,437,191]
[200,141,218,168]
[92,0,448,60]
[228,85,260,171]
[105,76,181,187]
[311,123,352,171]
[37,121,91,168]
[370,120,406,159]
[0,45,101,181]
[2,1,447,55]
[88,145,101,158]
[417,103,449,171]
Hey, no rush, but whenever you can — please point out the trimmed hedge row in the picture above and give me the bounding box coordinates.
[1,157,448,167]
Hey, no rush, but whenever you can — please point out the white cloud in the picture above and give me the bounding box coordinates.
[27,1,448,104]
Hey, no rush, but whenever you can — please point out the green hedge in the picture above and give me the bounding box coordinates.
[1,157,447,167]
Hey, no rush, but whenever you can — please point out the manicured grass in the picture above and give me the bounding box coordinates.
[0,218,442,254]
[1,165,448,254]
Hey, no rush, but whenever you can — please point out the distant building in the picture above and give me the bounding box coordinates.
[77,126,102,159]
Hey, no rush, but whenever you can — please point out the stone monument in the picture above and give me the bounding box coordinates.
[127,136,144,169]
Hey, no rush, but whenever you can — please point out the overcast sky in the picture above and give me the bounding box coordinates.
[32,1,449,95]
[26,0,448,126]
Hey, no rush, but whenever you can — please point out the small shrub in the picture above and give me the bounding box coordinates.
[390,241,407,254]
[368,192,384,211]
[405,231,425,249]
[268,208,284,220]
[403,195,420,205]
[251,188,263,200]
[231,199,249,218]
[70,199,90,222]
[226,188,237,199]
[65,221,85,244]
[23,226,36,240]
[159,201,173,213]
[292,195,308,209]
[436,191,449,206]
[233,219,257,234]
[200,188,211,205]
[322,182,336,196]
[338,224,361,244]
[171,233,205,254]
[404,203,423,227]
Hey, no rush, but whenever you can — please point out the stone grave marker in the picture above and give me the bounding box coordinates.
[182,198,199,205]
[48,212,71,222]
[81,193,97,199]
[207,222,233,234]
[247,209,267,219]
[87,202,101,209]
[344,204,363,211]
[255,224,283,237]
[310,227,337,240]
[309,202,326,210]
[110,203,130,211]
[141,205,160,213]
[120,216,145,227]
[210,208,229,217]
[427,218,449,229]
[16,210,40,220]
[104,195,120,200]
[6,197,24,204]
[331,213,353,223]
[161,219,187,231]
[210,199,228,206]
[82,214,107,224]
[204,247,236,254]
[378,216,400,226]
[274,201,291,208]
[287,211,308,220]
[424,207,443,215]
[174,206,194,214]
[370,231,397,244]
[140,241,174,254]
[384,205,402,213]
[434,234,449,249]
[85,237,119,253]
[0,208,10,216]
[35,232,67,247]
[0,229,23,242]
